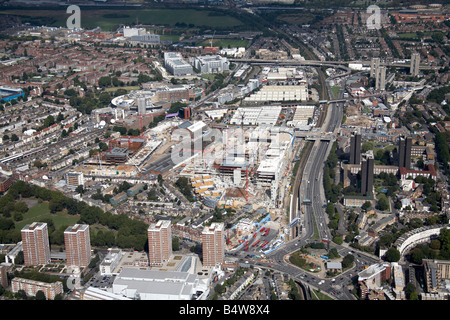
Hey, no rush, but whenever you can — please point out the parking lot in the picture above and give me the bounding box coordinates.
[88,274,116,289]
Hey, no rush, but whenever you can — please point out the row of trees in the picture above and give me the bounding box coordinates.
[174,177,195,202]
[323,142,341,203]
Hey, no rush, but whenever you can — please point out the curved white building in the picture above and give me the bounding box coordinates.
[394,225,449,256]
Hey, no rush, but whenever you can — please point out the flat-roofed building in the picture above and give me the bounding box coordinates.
[201,222,224,267]
[11,277,63,300]
[148,220,172,266]
[349,133,361,165]
[244,85,308,102]
[111,267,208,300]
[129,33,160,46]
[398,136,412,170]
[0,174,14,193]
[423,259,450,293]
[193,55,229,74]
[65,172,84,187]
[361,151,374,196]
[410,52,420,76]
[21,222,51,266]
[100,248,123,275]
[64,224,91,268]
[164,52,193,76]
[358,263,391,290]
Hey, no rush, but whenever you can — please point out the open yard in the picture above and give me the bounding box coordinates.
[15,201,80,231]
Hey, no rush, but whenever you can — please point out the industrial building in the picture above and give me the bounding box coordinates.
[110,259,210,300]
[290,105,315,126]
[244,85,308,102]
[129,33,160,46]
[230,106,282,126]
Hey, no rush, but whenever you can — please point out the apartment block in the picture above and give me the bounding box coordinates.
[398,136,412,170]
[11,277,63,300]
[21,222,51,266]
[370,57,380,78]
[65,172,85,187]
[201,223,225,267]
[423,259,450,293]
[349,133,361,165]
[64,224,91,268]
[361,151,374,196]
[410,52,420,76]
[147,220,172,266]
[375,66,386,91]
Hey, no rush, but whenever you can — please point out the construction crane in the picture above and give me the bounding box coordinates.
[218,164,258,202]
[209,30,216,48]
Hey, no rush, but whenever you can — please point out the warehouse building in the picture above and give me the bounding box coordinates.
[111,266,210,300]
[244,85,308,102]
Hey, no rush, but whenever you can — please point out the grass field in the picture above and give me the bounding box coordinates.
[0,8,243,31]
[15,201,80,231]
[104,86,140,93]
[198,38,250,48]
[331,86,341,99]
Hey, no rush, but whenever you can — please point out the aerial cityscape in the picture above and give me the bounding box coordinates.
[0,0,449,305]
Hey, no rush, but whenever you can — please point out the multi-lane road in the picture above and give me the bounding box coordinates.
[256,79,381,300]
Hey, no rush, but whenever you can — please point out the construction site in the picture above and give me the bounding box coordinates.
[171,123,296,211]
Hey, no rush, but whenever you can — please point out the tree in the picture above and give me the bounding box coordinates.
[35,290,46,300]
[333,236,343,245]
[75,185,84,195]
[341,254,354,269]
[385,247,400,262]
[376,195,389,211]
[362,201,371,211]
[410,248,424,265]
[405,282,418,300]
[214,283,226,295]
[172,237,180,251]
